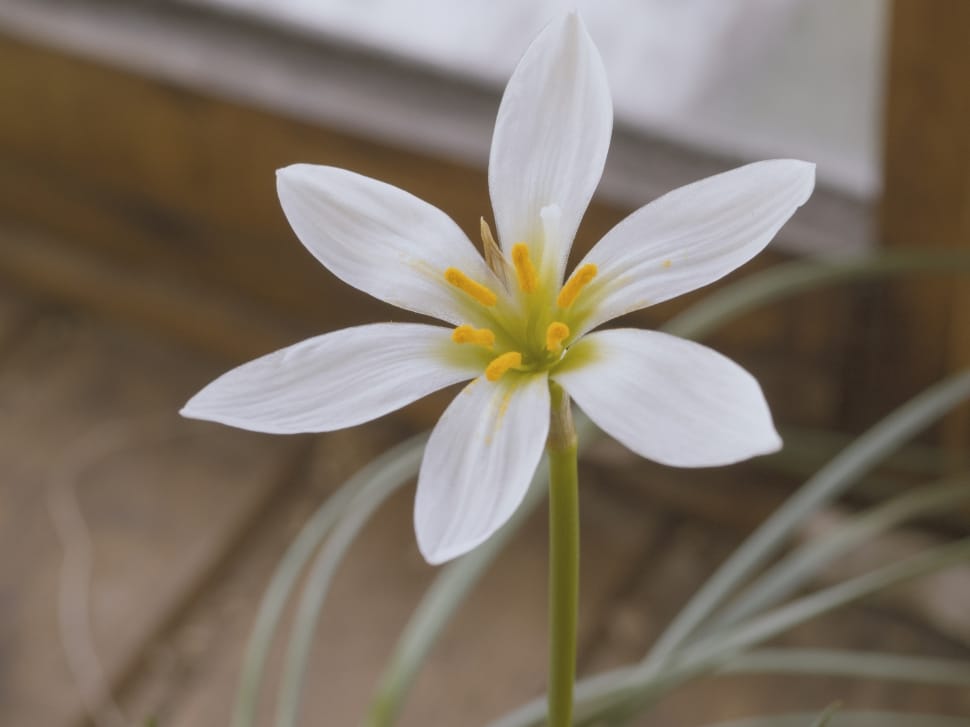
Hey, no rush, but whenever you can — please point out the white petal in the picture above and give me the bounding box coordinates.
[181,324,479,433]
[572,160,815,335]
[277,164,497,325]
[415,373,550,564]
[553,329,780,467]
[489,12,612,283]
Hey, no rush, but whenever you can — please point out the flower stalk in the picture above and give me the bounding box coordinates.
[546,381,579,726]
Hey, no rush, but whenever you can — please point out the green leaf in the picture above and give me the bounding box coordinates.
[808,702,842,727]
[709,478,970,629]
[695,711,969,727]
[639,371,970,677]
[231,433,427,727]
[274,436,428,727]
[663,249,970,341]
[488,537,970,727]
[722,648,970,686]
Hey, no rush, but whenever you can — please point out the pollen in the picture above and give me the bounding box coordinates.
[557,263,598,309]
[485,351,522,382]
[445,268,498,306]
[510,243,538,294]
[545,321,570,353]
[452,324,495,349]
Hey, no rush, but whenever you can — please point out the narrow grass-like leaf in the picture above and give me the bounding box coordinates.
[274,436,427,727]
[606,537,970,725]
[488,537,970,727]
[808,702,842,727]
[722,647,970,686]
[695,712,970,727]
[640,371,970,675]
[663,249,970,341]
[709,478,970,629]
[230,433,427,727]
[365,462,549,726]
[763,426,946,483]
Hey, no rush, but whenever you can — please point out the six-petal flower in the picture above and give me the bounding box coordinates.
[181,12,815,564]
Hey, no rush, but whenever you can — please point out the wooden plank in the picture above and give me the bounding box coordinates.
[0,306,302,727]
[851,1,970,446]
[0,224,315,362]
[0,288,36,348]
[0,0,870,256]
[0,214,850,436]
[0,27,867,434]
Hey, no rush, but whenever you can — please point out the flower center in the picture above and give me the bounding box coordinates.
[445,227,598,382]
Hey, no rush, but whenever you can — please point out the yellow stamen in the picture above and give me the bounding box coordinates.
[557,263,598,309]
[485,351,522,382]
[451,324,495,349]
[445,267,498,306]
[510,243,539,294]
[545,321,570,353]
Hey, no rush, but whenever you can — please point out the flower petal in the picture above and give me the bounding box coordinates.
[181,324,479,433]
[415,373,550,564]
[277,164,497,325]
[553,329,780,467]
[489,12,612,284]
[572,160,815,335]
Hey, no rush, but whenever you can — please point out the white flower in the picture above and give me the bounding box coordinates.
[181,12,815,565]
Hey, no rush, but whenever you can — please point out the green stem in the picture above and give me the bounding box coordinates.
[547,382,580,727]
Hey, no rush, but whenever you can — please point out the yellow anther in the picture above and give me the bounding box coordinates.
[452,324,495,349]
[485,351,522,382]
[510,243,539,294]
[545,321,570,353]
[662,259,672,269]
[557,263,598,309]
[445,268,498,306]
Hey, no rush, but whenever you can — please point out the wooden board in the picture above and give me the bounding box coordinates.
[851,1,970,448]
[0,296,302,727]
[0,30,864,434]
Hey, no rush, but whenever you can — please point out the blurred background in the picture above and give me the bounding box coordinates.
[0,1,967,725]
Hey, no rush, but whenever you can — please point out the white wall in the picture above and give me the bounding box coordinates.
[195,0,888,198]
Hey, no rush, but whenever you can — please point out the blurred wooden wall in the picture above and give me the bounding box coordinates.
[848,0,970,455]
[0,11,879,435]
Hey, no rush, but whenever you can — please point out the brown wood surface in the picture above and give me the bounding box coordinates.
[855,1,970,449]
[0,31,863,433]
[0,291,305,727]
